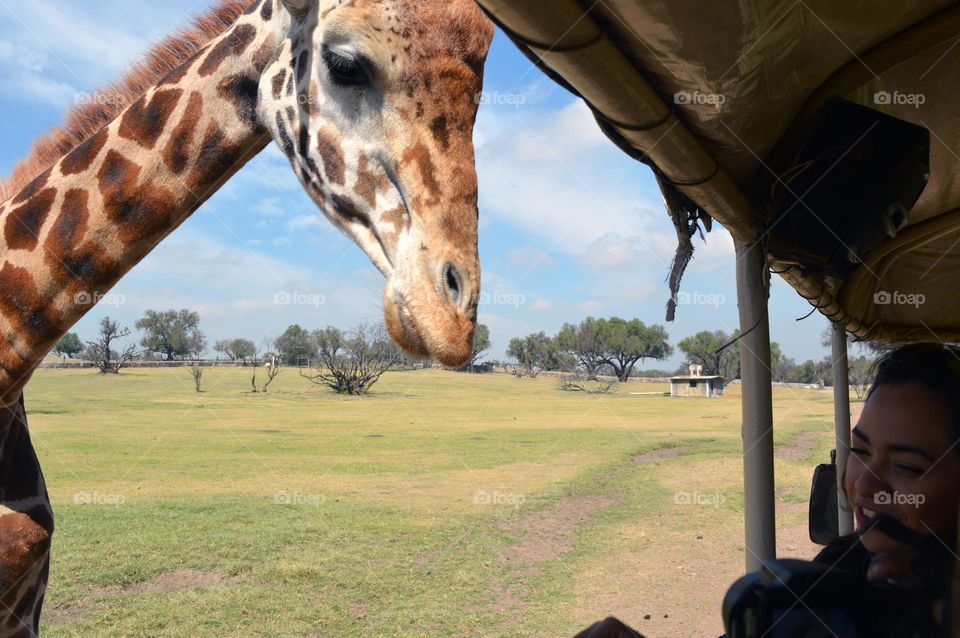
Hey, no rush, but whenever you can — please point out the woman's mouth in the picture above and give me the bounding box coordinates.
[855,504,880,530]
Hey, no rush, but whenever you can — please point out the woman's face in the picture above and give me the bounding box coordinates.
[845,383,960,582]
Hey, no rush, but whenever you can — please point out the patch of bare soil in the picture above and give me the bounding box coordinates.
[570,522,822,638]
[43,569,241,626]
[776,431,825,461]
[632,446,692,465]
[88,568,239,597]
[488,494,623,628]
[499,495,622,569]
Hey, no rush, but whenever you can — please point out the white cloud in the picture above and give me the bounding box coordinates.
[69,228,387,351]
[476,98,663,255]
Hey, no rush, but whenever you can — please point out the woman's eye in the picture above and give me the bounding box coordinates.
[894,463,923,475]
[323,48,369,87]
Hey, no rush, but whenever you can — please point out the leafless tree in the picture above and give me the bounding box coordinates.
[87,317,137,374]
[559,371,616,394]
[188,365,204,392]
[301,324,399,395]
[262,355,282,392]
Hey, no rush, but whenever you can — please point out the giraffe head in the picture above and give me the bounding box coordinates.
[258,0,492,366]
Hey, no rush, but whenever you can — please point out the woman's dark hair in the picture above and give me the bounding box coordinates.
[867,342,960,444]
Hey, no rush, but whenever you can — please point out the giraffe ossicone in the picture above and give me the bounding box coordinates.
[0,1,492,634]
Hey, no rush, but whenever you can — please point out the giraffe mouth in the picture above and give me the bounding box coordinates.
[393,293,429,357]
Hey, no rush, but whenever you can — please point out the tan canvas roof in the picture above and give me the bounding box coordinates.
[477,0,960,343]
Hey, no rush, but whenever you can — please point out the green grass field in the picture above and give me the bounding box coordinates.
[25,367,842,637]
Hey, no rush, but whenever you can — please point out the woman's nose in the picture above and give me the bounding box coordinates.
[853,463,888,501]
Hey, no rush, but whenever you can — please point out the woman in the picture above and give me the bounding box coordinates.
[574,343,960,637]
[814,342,960,632]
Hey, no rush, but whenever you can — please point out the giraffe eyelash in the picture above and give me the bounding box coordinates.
[322,47,370,87]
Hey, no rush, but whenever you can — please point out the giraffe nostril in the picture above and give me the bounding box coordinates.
[443,263,461,306]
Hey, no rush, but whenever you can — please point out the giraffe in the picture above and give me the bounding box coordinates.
[0,1,493,634]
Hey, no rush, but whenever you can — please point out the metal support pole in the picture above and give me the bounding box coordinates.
[735,240,776,572]
[831,322,855,536]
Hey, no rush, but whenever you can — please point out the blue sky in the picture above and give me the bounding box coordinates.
[0,1,831,367]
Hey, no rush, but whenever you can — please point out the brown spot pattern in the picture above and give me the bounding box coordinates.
[315,128,345,185]
[381,204,407,230]
[402,142,441,202]
[59,129,108,176]
[97,150,177,245]
[186,124,255,196]
[4,188,56,251]
[10,168,51,205]
[354,153,389,208]
[198,23,257,77]
[158,50,200,87]
[119,88,183,150]
[49,189,89,248]
[430,115,450,151]
[331,193,369,227]
[253,39,274,74]
[163,92,203,175]
[271,69,286,100]
[217,74,260,128]
[0,263,57,347]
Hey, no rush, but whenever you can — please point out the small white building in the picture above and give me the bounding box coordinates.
[670,373,725,398]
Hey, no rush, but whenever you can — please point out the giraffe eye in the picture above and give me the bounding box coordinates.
[322,48,369,87]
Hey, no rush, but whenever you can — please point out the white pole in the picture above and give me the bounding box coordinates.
[831,322,855,536]
[735,240,776,571]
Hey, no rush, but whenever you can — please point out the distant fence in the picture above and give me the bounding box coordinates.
[39,360,263,369]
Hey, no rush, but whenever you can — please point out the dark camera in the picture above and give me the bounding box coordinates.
[722,559,939,638]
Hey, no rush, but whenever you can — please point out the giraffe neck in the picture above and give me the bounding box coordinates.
[0,0,283,405]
